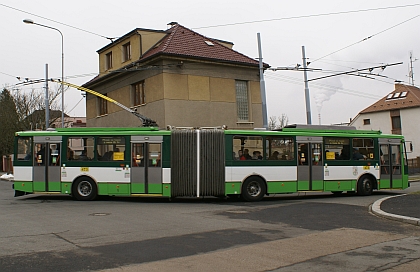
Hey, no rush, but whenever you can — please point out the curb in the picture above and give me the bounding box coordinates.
[370,194,420,226]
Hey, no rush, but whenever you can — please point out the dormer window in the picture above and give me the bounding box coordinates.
[386,91,408,100]
[122,42,131,62]
[105,52,113,70]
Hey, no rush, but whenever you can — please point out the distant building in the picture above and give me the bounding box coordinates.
[26,110,86,129]
[350,84,420,159]
[83,23,268,129]
[51,116,86,128]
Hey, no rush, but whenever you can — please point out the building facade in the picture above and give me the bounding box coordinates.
[350,84,420,159]
[83,23,268,129]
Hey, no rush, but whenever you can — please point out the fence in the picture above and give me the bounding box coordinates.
[2,155,13,173]
[408,157,420,174]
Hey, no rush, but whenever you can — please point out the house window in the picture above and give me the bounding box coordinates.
[98,95,108,116]
[122,42,131,62]
[235,80,249,121]
[391,116,401,134]
[105,52,113,70]
[132,81,145,106]
[390,110,401,134]
[363,119,370,125]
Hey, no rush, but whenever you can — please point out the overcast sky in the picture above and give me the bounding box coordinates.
[1,0,419,125]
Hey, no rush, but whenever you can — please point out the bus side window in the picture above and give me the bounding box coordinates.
[233,135,263,161]
[266,136,294,161]
[97,136,126,162]
[17,137,32,161]
[68,137,94,161]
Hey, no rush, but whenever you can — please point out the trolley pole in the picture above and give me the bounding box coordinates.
[302,46,312,125]
[45,64,50,129]
[257,33,268,129]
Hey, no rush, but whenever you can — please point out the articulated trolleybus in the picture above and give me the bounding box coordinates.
[13,124,409,201]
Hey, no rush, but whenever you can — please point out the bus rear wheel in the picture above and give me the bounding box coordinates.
[357,176,373,196]
[241,177,266,202]
[72,177,97,201]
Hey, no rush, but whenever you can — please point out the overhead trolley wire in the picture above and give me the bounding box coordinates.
[194,4,420,29]
[310,14,420,63]
[265,71,386,100]
[0,3,114,41]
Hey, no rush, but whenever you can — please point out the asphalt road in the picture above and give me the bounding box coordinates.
[0,180,419,272]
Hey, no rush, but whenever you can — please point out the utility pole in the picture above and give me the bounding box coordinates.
[302,46,312,124]
[257,33,268,129]
[409,51,417,86]
[45,64,50,129]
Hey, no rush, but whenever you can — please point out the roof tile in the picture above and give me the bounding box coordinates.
[360,84,420,113]
[140,24,262,66]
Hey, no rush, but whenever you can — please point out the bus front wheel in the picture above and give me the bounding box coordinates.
[241,177,266,202]
[72,177,97,201]
[357,176,373,196]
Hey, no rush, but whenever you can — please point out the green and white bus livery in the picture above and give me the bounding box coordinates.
[12,125,409,201]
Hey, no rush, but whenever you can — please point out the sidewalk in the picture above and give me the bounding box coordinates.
[371,175,420,226]
[371,194,420,226]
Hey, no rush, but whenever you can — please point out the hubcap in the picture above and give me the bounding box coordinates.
[78,181,92,197]
[247,181,261,197]
[364,179,371,191]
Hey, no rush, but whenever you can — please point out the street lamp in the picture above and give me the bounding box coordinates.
[23,19,65,128]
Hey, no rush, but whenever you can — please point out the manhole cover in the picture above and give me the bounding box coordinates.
[89,213,110,216]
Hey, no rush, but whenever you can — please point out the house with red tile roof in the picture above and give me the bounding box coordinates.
[350,83,420,159]
[83,23,268,129]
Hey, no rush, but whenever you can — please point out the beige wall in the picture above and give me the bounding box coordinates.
[250,81,262,104]
[87,99,166,128]
[163,73,188,100]
[137,30,166,55]
[145,73,164,103]
[98,30,166,75]
[210,77,236,102]
[106,85,130,114]
[87,59,263,129]
[188,75,210,101]
[86,97,97,120]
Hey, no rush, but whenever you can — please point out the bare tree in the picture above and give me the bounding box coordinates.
[268,114,289,130]
[11,85,62,130]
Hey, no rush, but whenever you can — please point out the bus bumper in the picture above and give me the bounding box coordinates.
[12,184,28,197]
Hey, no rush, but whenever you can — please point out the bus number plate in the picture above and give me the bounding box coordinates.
[81,167,89,172]
[363,166,370,170]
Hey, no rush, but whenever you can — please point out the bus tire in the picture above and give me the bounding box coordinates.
[241,177,266,202]
[357,176,373,196]
[72,177,97,201]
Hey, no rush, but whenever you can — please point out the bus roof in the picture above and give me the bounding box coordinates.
[15,125,404,140]
[15,127,170,137]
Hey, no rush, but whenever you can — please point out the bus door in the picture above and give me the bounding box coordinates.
[297,136,323,191]
[379,138,402,188]
[33,136,62,192]
[131,136,162,194]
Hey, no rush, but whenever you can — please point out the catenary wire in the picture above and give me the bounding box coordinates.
[193,4,420,29]
[0,3,112,40]
[310,14,420,63]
